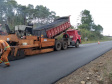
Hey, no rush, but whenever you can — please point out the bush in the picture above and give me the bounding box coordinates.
[79,29,103,41]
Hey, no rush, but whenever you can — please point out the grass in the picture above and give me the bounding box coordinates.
[82,36,112,44]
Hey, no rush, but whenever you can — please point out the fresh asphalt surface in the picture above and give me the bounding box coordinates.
[0,41,112,84]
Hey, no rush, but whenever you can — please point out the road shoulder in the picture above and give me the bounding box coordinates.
[55,49,112,84]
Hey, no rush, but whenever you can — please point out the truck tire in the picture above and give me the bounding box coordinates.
[54,41,61,51]
[62,41,68,50]
[75,41,79,48]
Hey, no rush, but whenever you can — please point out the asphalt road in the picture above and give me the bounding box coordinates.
[0,41,112,84]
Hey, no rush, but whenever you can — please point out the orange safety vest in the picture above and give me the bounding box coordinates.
[0,40,11,51]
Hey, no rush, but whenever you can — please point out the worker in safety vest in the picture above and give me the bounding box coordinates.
[0,40,11,66]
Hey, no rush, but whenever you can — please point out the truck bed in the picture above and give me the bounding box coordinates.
[34,17,69,30]
[33,16,71,38]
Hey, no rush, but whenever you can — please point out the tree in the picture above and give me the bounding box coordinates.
[78,9,104,41]
[78,9,103,33]
[34,5,56,26]
[92,24,103,33]
[78,10,93,30]
[0,0,57,29]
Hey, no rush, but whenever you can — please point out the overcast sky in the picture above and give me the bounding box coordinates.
[16,0,112,36]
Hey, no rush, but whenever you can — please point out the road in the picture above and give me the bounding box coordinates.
[0,41,112,84]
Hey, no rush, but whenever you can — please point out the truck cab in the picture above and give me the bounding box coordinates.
[67,29,81,47]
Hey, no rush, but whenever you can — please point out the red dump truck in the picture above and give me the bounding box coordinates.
[33,16,81,50]
[0,16,81,61]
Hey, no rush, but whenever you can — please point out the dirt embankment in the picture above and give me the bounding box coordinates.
[55,49,112,84]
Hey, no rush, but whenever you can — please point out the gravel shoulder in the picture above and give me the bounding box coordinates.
[55,49,112,84]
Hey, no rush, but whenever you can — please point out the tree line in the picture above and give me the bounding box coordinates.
[77,10,104,41]
[0,0,57,29]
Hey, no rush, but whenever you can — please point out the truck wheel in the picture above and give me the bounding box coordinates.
[62,41,68,50]
[75,41,79,48]
[54,41,61,51]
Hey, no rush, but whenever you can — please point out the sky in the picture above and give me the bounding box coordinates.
[16,0,112,36]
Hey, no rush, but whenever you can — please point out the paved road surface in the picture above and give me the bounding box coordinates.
[0,41,112,84]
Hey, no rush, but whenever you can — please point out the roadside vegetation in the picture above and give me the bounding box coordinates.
[0,0,58,30]
[80,29,112,44]
[82,36,112,44]
[77,10,112,44]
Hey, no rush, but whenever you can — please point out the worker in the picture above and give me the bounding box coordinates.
[0,40,11,67]
[63,31,69,38]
